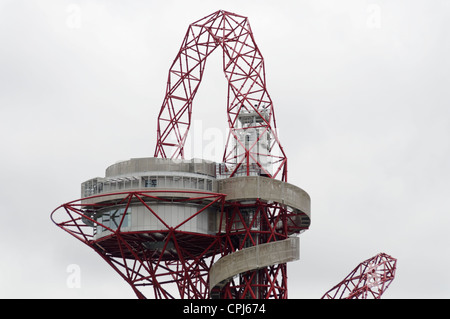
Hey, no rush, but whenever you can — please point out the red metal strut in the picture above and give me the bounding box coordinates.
[321,253,397,299]
[154,10,287,181]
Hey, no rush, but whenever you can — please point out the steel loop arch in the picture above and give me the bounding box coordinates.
[154,10,287,181]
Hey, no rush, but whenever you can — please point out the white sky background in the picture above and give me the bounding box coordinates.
[0,0,449,299]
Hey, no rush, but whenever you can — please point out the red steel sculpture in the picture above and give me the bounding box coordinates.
[51,10,311,299]
[321,253,397,299]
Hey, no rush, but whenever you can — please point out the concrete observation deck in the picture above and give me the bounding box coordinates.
[81,157,310,235]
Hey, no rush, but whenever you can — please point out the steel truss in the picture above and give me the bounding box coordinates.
[51,190,226,299]
[154,10,287,181]
[321,253,397,299]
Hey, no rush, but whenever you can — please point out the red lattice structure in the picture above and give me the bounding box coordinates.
[51,190,227,299]
[154,10,287,181]
[321,253,397,299]
[51,10,311,300]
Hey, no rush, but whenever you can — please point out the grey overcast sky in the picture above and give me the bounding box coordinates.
[1,0,449,298]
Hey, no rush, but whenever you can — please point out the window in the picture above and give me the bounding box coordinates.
[198,178,205,190]
[144,178,157,187]
[98,207,130,232]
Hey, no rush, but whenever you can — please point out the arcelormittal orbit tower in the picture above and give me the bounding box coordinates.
[51,10,311,299]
